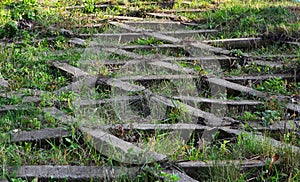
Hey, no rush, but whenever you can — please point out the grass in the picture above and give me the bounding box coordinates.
[1,133,105,166]
[187,0,300,40]
[112,128,300,181]
[0,0,300,181]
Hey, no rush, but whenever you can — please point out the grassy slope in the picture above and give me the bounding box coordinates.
[0,0,300,181]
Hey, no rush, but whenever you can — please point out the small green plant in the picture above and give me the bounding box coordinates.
[254,78,289,95]
[9,0,39,21]
[238,109,281,126]
[159,171,180,182]
[83,0,95,13]
[1,20,18,38]
[239,111,259,121]
[0,0,41,38]
[219,140,231,155]
[260,110,281,126]
[230,49,244,57]
[136,36,164,45]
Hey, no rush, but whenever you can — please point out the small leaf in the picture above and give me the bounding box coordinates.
[272,153,279,163]
[65,138,72,143]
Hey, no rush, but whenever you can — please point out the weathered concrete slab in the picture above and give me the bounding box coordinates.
[220,128,300,153]
[52,61,89,79]
[286,103,300,114]
[119,20,215,34]
[203,37,264,49]
[43,107,72,124]
[97,22,228,57]
[199,127,220,145]
[0,93,44,105]
[9,127,71,143]
[145,32,182,44]
[0,89,48,99]
[248,120,300,132]
[0,77,9,90]
[251,60,284,68]
[55,76,97,95]
[65,4,110,10]
[93,55,237,69]
[284,41,300,46]
[124,21,185,30]
[107,123,209,132]
[204,76,268,98]
[80,127,167,164]
[251,54,299,60]
[68,37,87,46]
[149,61,195,74]
[6,165,139,181]
[0,105,15,112]
[80,29,216,42]
[102,47,143,59]
[224,74,295,84]
[156,8,204,13]
[190,41,231,55]
[104,15,143,21]
[151,95,236,126]
[21,96,41,103]
[161,55,238,69]
[178,159,266,180]
[75,23,103,28]
[74,96,141,108]
[146,13,182,20]
[0,105,32,112]
[109,123,206,145]
[109,22,145,33]
[178,159,266,169]
[174,96,262,106]
[121,44,185,50]
[163,29,218,39]
[98,78,146,93]
[77,33,148,42]
[119,74,197,82]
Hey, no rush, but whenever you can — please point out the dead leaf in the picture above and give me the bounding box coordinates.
[268,153,279,175]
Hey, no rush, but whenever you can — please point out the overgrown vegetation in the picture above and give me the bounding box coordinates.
[189,0,300,40]
[0,0,300,181]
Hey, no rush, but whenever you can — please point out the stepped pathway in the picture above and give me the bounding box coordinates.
[1,4,299,182]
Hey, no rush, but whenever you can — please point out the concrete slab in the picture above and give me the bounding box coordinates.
[203,37,265,49]
[9,127,71,143]
[151,94,235,126]
[204,76,268,98]
[0,77,9,91]
[6,165,139,181]
[43,107,73,124]
[80,127,167,164]
[224,74,295,84]
[52,61,90,80]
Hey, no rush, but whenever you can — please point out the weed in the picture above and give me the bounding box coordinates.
[254,77,290,95]
[83,0,96,13]
[136,36,164,46]
[199,1,300,39]
[0,0,41,38]
[159,171,180,182]
[230,49,244,57]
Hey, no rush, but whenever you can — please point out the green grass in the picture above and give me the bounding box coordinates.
[113,129,300,181]
[0,0,300,181]
[187,0,300,39]
[1,134,105,166]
